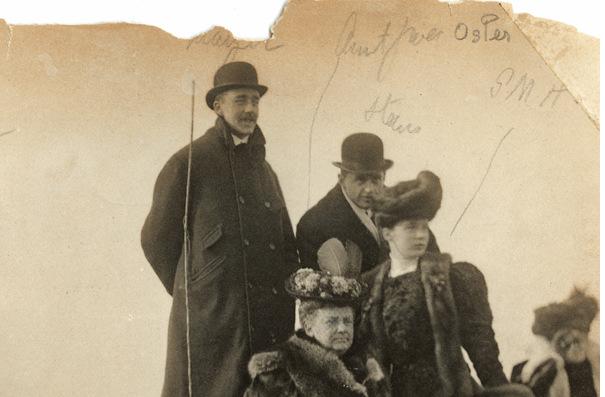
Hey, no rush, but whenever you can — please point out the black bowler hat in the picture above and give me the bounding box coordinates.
[332,133,393,173]
[205,62,268,109]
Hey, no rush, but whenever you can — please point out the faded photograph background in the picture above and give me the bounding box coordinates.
[0,0,599,395]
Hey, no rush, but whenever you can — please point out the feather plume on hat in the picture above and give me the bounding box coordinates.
[371,171,442,228]
[316,238,362,278]
[532,288,599,340]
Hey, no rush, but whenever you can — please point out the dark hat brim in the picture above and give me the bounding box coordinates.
[332,159,394,173]
[206,84,268,109]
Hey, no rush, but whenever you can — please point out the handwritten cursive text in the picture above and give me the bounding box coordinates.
[186,30,284,63]
[365,93,421,134]
[335,12,442,82]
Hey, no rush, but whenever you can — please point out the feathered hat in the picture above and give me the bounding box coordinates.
[285,268,367,303]
[532,288,599,340]
[371,170,442,226]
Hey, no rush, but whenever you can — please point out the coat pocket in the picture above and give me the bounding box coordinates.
[191,253,226,284]
[201,223,223,250]
[191,223,226,283]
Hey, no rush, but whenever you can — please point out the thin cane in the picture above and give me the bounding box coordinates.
[182,79,195,397]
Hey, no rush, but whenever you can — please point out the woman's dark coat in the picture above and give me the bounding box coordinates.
[296,184,439,274]
[244,331,391,397]
[141,117,299,397]
[359,253,510,396]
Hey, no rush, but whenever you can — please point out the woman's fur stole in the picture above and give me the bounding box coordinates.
[246,332,388,397]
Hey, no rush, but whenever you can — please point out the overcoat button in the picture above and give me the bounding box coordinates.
[239,196,245,204]
[264,201,271,209]
[243,239,250,246]
[272,287,278,295]
[269,243,275,250]
[248,282,253,290]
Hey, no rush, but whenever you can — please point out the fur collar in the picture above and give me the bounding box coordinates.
[248,334,369,396]
[361,253,475,396]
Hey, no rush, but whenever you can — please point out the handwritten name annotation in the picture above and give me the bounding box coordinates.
[365,93,421,134]
[335,12,442,82]
[491,68,567,108]
[455,14,510,43]
[186,30,284,63]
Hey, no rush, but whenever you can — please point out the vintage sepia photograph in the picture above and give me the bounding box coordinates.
[0,0,599,395]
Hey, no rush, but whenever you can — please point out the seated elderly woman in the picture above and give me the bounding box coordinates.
[359,171,532,397]
[244,268,389,397]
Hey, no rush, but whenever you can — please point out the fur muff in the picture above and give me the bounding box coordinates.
[246,333,389,397]
[512,336,600,397]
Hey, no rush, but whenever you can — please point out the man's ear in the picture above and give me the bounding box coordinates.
[303,322,314,338]
[381,227,392,242]
[213,100,223,117]
[337,173,345,186]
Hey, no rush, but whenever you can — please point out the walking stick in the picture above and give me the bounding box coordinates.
[182,79,196,397]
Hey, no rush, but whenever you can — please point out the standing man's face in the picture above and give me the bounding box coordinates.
[339,172,385,210]
[214,88,260,138]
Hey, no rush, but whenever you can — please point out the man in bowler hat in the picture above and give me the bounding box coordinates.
[296,133,439,275]
[141,62,299,397]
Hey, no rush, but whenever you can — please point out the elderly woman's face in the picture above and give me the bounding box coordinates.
[305,306,354,356]
[383,219,429,259]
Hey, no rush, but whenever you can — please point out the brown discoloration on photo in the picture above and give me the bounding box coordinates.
[0,0,598,395]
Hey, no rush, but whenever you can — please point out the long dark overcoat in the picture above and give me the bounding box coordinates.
[296,184,439,273]
[141,117,299,397]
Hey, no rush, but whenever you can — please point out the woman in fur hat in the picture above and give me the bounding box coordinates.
[511,289,599,397]
[244,268,390,397]
[359,171,531,397]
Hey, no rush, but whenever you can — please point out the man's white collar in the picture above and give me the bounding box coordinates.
[232,134,250,146]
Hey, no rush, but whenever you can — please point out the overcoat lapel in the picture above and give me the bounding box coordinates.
[329,186,386,273]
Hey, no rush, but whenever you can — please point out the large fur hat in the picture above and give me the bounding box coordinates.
[532,288,599,340]
[371,171,442,226]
